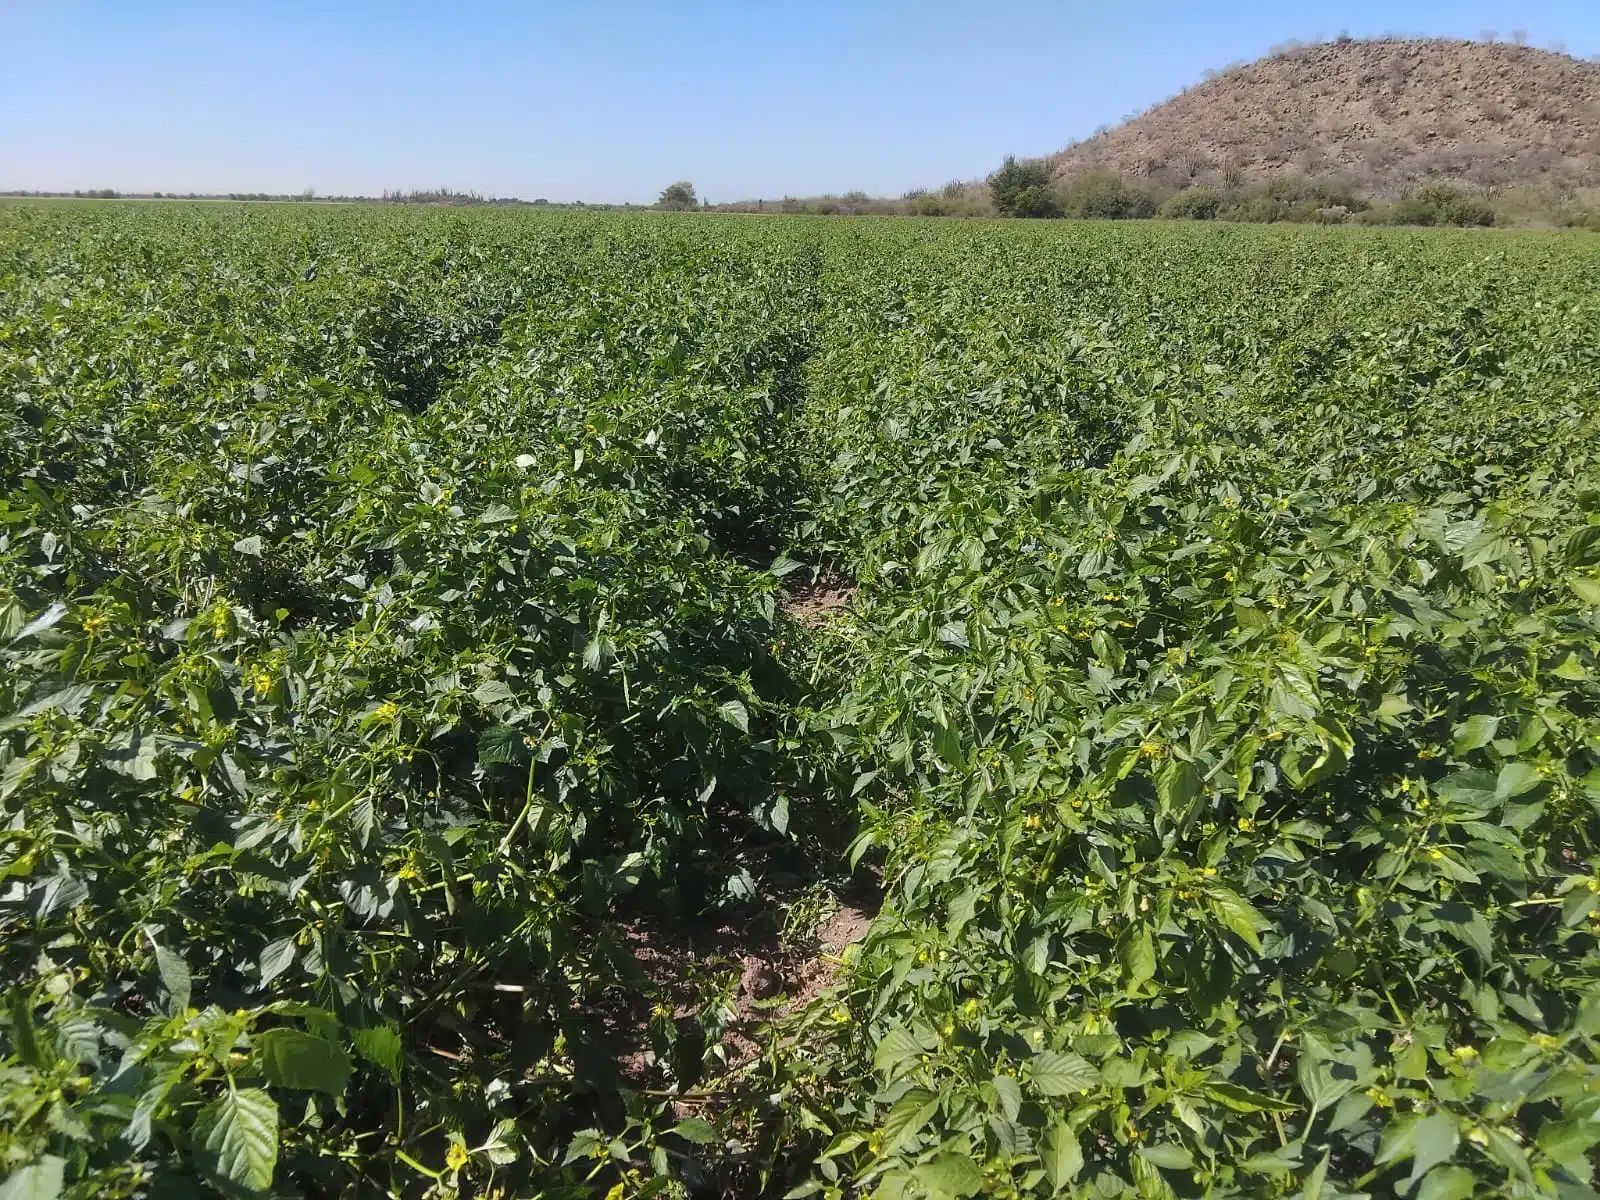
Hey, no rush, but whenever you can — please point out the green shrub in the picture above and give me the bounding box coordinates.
[1059,173,1160,220]
[988,156,1054,216]
[1160,188,1224,220]
[1388,184,1498,227]
[1011,185,1064,219]
[656,180,699,210]
[1205,178,1369,224]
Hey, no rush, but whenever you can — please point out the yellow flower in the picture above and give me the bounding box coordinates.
[1139,741,1163,759]
[250,670,274,696]
[1365,1087,1393,1108]
[830,1006,851,1024]
[1451,1045,1479,1062]
[446,1141,469,1171]
[376,701,399,722]
[1532,1034,1560,1053]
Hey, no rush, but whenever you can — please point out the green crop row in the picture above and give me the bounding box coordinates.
[1,202,1597,1199]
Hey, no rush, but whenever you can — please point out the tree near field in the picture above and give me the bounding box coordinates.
[657,181,698,211]
[987,156,1056,216]
[1010,184,1064,218]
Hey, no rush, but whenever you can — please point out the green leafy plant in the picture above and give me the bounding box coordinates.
[2,201,1597,1199]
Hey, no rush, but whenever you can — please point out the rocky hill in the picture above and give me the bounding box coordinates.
[1046,38,1600,199]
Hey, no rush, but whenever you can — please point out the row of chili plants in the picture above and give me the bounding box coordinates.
[753,221,1600,1199]
[0,203,836,1196]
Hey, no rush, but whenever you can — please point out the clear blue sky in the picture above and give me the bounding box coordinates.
[3,1,1597,203]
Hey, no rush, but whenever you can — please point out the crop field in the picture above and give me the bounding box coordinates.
[1,202,1598,1198]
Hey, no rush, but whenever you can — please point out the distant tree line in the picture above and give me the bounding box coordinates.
[0,188,582,208]
[8,167,1596,230]
[980,157,1509,227]
[697,160,1595,228]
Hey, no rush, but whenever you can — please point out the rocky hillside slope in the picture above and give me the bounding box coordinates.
[1046,38,1600,198]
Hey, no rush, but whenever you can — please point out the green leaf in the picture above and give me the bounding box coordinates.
[1562,889,1599,927]
[1156,759,1201,813]
[476,722,529,767]
[1242,1146,1303,1172]
[1408,1111,1459,1182]
[0,1156,64,1200]
[718,699,750,733]
[193,1087,278,1192]
[1569,574,1600,605]
[351,1025,403,1081]
[476,1117,521,1165]
[1297,1051,1355,1114]
[259,937,296,987]
[151,940,190,1014]
[1206,887,1267,952]
[1495,763,1541,800]
[1434,769,1498,812]
[990,1073,1022,1120]
[938,621,970,650]
[7,990,50,1070]
[873,1024,924,1076]
[1435,902,1494,963]
[1450,714,1498,755]
[1030,1049,1100,1096]
[1537,1115,1600,1168]
[668,1118,719,1145]
[1117,923,1156,988]
[1041,1119,1083,1188]
[1203,1081,1297,1113]
[1562,524,1600,567]
[1551,651,1588,681]
[1417,1165,1476,1200]
[256,1028,352,1096]
[472,679,515,705]
[769,555,805,577]
[1376,692,1412,723]
[1375,1113,1418,1166]
[881,1088,939,1153]
[1302,1148,1330,1200]
[1137,1142,1195,1169]
[913,1153,985,1200]
[1461,529,1511,569]
[1482,1127,1532,1182]
[11,603,67,643]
